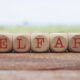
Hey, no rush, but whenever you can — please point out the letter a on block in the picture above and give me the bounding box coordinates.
[69,33,80,52]
[50,33,68,52]
[0,33,12,52]
[54,37,64,48]
[13,33,30,52]
[31,33,49,52]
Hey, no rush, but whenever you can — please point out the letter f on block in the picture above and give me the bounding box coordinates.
[35,38,44,48]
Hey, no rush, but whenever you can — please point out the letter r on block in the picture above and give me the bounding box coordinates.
[72,38,80,48]
[69,33,80,52]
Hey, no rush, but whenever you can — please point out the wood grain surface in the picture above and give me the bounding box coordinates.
[0,53,80,70]
[0,70,80,80]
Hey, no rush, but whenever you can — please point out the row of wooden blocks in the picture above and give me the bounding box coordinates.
[0,33,80,52]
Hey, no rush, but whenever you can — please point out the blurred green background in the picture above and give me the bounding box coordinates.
[0,25,80,33]
[0,0,80,33]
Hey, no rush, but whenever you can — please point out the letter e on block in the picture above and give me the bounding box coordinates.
[0,33,12,52]
[50,33,68,52]
[31,33,49,52]
[69,33,80,52]
[13,33,30,52]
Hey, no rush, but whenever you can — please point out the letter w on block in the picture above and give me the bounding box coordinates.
[0,33,12,52]
[13,33,30,52]
[31,33,49,52]
[50,33,68,52]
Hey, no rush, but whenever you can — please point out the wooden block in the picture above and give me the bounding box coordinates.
[13,33,30,52]
[31,33,49,52]
[69,33,80,52]
[0,33,12,52]
[50,33,68,52]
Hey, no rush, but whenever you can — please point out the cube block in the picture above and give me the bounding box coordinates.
[0,33,12,52]
[0,32,79,53]
[69,33,80,52]
[31,33,49,52]
[50,33,68,52]
[13,33,30,52]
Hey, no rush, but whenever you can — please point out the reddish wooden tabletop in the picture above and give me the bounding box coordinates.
[0,53,79,70]
[0,70,80,80]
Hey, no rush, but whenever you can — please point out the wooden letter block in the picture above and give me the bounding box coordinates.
[0,33,12,52]
[50,33,68,52]
[31,33,49,52]
[13,33,30,52]
[69,33,80,52]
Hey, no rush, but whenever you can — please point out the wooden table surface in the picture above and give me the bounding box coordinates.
[0,53,80,80]
[0,53,79,70]
[0,70,80,80]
